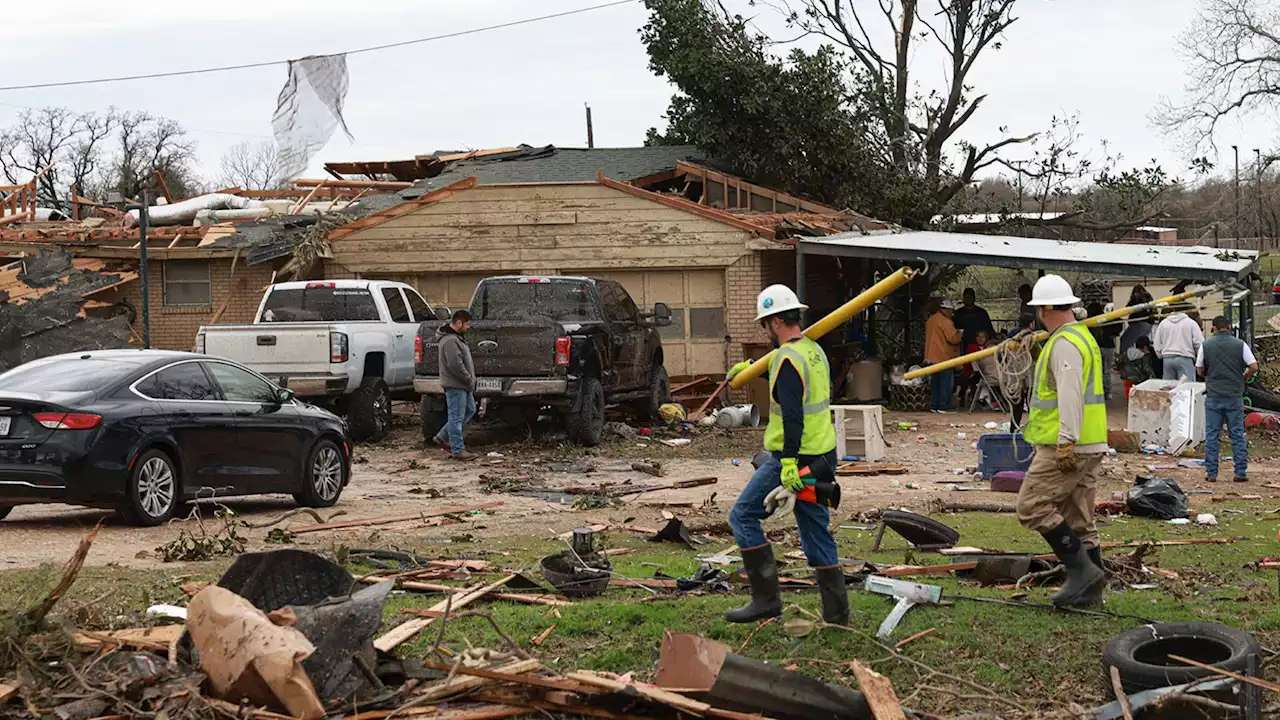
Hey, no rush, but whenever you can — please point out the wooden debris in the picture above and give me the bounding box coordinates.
[880,562,978,577]
[1169,654,1280,693]
[416,658,542,703]
[375,575,515,652]
[602,548,635,557]
[621,525,661,535]
[566,476,718,497]
[1110,666,1134,720]
[531,624,557,646]
[893,627,937,649]
[837,464,908,477]
[291,502,504,533]
[71,624,186,652]
[568,671,712,716]
[417,662,589,694]
[935,501,1017,513]
[631,461,665,477]
[848,661,906,720]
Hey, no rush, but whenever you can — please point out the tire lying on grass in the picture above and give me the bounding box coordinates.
[1103,621,1262,693]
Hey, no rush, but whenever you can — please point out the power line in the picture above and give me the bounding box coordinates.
[0,0,638,93]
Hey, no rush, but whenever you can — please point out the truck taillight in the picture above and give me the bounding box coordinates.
[330,331,349,363]
[194,332,205,354]
[414,335,422,365]
[555,336,571,366]
[307,282,336,288]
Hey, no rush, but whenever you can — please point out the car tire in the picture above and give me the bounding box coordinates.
[0,506,11,521]
[293,438,346,508]
[634,365,672,420]
[347,378,391,442]
[420,395,447,443]
[1103,621,1262,692]
[120,449,179,527]
[568,376,605,447]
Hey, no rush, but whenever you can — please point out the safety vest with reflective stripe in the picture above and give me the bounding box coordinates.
[763,336,837,455]
[1023,324,1108,446]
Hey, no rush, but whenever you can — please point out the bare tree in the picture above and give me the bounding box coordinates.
[0,108,115,209]
[1157,0,1280,152]
[104,110,200,202]
[216,141,285,191]
[769,0,1035,212]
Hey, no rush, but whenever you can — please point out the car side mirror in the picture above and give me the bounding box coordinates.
[277,387,295,404]
[653,302,672,327]
[434,307,452,322]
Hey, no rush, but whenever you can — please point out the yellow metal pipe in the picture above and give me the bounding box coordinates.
[902,283,1229,381]
[730,266,919,389]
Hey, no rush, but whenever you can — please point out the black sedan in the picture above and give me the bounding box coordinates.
[0,349,351,526]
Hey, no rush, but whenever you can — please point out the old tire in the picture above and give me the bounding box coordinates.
[420,395,447,443]
[119,449,179,527]
[1103,621,1262,692]
[347,378,391,442]
[634,365,672,420]
[568,377,605,447]
[294,438,346,508]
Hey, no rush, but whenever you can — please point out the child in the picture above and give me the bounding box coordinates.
[1119,335,1157,395]
[959,330,988,407]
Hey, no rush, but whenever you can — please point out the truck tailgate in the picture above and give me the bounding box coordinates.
[469,322,560,377]
[202,324,332,375]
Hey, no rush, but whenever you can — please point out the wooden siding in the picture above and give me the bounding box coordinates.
[330,183,754,274]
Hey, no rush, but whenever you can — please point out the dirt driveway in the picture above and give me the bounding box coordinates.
[2,410,1273,570]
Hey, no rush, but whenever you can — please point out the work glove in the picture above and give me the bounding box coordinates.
[764,486,797,516]
[1055,443,1078,473]
[780,457,804,492]
[727,359,753,381]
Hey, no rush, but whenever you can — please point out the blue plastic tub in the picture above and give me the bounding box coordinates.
[977,433,1035,478]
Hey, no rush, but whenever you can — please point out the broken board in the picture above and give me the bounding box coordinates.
[837,464,908,477]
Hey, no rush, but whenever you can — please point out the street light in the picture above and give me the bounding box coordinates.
[112,190,151,349]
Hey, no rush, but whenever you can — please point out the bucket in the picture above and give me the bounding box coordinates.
[715,404,760,428]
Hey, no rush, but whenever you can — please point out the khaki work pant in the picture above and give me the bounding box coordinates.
[1015,448,1104,549]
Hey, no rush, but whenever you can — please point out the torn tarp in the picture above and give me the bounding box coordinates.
[272,54,354,182]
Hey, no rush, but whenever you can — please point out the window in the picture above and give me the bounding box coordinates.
[0,357,143,392]
[260,286,379,322]
[599,282,635,324]
[472,280,600,322]
[139,363,218,401]
[614,285,641,323]
[658,308,685,340]
[163,261,212,306]
[381,288,411,323]
[205,362,279,404]
[404,288,433,322]
[689,307,726,338]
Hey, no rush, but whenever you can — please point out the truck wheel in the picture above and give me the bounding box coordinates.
[633,365,671,420]
[348,378,391,442]
[568,377,605,446]
[420,395,447,443]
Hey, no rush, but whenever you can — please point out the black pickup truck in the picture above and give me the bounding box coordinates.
[414,276,673,446]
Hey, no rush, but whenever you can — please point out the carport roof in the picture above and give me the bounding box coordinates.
[797,230,1259,282]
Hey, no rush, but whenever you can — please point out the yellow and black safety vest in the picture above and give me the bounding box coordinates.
[763,336,837,455]
[1024,324,1108,446]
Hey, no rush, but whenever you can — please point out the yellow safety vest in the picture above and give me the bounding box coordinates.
[1023,324,1108,446]
[763,336,837,455]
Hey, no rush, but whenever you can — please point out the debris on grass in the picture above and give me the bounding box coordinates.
[156,507,246,562]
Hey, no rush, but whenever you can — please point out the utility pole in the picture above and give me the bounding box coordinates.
[127,192,152,349]
[1257,148,1264,250]
[1234,145,1241,250]
[585,104,595,149]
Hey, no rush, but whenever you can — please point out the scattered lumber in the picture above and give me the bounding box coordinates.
[291,502,504,533]
[564,476,718,497]
[848,661,906,720]
[837,464,908,477]
[71,624,185,652]
[375,575,514,652]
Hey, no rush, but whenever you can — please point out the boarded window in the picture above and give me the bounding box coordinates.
[659,307,685,340]
[689,307,726,338]
[163,260,211,306]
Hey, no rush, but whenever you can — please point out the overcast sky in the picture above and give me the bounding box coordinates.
[1,0,1274,185]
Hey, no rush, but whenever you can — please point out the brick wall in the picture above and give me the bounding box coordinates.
[726,251,769,362]
[117,258,278,351]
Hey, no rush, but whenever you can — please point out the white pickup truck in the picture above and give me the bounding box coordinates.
[196,279,442,441]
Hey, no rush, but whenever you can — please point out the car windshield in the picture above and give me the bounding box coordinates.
[0,357,142,392]
[260,286,380,322]
[471,280,600,322]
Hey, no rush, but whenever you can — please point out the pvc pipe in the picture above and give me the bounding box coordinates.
[730,266,919,389]
[715,404,761,428]
[903,282,1234,381]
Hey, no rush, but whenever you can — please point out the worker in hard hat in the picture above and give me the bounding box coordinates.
[723,285,846,626]
[1017,274,1109,607]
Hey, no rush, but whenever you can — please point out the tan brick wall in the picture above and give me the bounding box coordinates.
[117,258,278,351]
[322,261,358,279]
[726,251,769,362]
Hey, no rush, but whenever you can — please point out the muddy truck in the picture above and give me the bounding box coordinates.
[414,276,673,446]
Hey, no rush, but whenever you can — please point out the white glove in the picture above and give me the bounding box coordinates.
[764,486,796,516]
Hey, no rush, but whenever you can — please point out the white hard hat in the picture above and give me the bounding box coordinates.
[1026,274,1080,306]
[755,284,808,321]
[939,299,956,310]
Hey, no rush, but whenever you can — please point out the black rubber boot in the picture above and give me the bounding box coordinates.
[725,545,782,623]
[1041,522,1106,608]
[1079,545,1106,606]
[815,566,849,626]
[1087,546,1103,570]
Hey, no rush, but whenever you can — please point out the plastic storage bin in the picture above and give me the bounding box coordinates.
[977,432,1035,478]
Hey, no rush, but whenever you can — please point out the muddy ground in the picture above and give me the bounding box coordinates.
[2,405,1276,570]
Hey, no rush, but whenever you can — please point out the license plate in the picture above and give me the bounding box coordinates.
[0,417,10,437]
[477,378,502,392]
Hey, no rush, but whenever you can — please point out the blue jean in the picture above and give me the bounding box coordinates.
[929,367,955,411]
[1163,356,1196,382]
[1204,395,1247,479]
[435,388,476,455]
[729,453,838,566]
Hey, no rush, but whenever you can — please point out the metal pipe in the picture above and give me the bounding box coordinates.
[730,266,919,389]
[903,282,1234,381]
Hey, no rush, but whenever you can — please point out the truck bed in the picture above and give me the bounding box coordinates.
[201,323,335,376]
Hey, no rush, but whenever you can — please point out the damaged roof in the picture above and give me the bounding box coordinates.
[0,255,137,305]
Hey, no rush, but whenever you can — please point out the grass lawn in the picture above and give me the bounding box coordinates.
[4,501,1279,716]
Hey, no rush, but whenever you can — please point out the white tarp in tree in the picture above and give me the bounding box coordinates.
[272,54,354,183]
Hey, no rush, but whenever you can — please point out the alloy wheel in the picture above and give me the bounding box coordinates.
[138,457,175,519]
[312,446,342,501]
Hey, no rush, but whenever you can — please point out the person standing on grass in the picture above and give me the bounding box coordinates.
[1197,316,1258,483]
[433,309,478,461]
[723,284,846,627]
[1017,275,1108,608]
[924,299,963,413]
[1153,308,1204,381]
